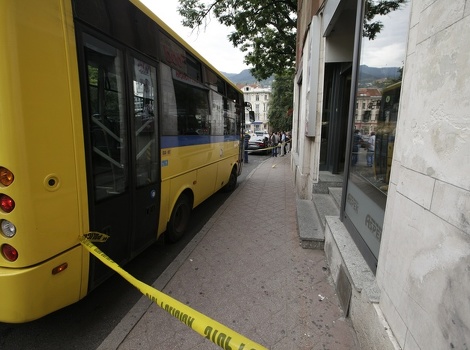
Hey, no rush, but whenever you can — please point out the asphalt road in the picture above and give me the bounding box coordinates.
[0,153,270,350]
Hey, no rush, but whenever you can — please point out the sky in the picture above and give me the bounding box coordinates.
[139,0,250,74]
[361,3,411,68]
[138,0,410,73]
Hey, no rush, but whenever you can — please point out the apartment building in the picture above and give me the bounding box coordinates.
[239,84,271,133]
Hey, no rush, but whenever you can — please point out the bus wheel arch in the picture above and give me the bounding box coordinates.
[166,190,193,243]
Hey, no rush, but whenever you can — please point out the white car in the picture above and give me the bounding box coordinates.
[247,132,270,154]
[254,131,269,139]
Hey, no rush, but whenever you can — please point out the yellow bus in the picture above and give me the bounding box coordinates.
[374,82,401,187]
[0,0,244,323]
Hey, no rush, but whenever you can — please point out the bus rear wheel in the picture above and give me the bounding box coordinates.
[222,167,237,192]
[166,194,192,243]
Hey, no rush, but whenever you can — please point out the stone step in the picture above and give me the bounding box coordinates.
[312,172,344,194]
[313,193,340,230]
[296,198,324,249]
[329,187,342,209]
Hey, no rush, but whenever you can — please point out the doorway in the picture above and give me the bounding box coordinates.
[80,33,160,289]
[320,62,352,174]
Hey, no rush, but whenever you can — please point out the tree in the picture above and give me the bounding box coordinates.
[177,0,297,81]
[177,0,406,80]
[364,0,408,39]
[268,70,294,132]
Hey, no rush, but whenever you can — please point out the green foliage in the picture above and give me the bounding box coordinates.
[268,70,294,131]
[363,0,407,39]
[177,0,297,81]
[177,0,406,79]
[87,65,98,85]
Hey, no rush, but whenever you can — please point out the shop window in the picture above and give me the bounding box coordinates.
[344,1,410,272]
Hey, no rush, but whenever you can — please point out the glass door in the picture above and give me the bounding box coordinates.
[80,34,160,287]
[343,0,411,272]
[82,34,131,287]
[320,63,352,174]
[130,57,160,255]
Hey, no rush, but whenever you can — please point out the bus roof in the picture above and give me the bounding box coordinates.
[131,0,242,94]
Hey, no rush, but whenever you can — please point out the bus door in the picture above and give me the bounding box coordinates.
[129,56,160,255]
[80,34,160,288]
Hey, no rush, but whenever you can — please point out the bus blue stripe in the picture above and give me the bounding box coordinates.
[161,135,240,148]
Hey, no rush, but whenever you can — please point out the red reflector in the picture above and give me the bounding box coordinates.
[0,194,15,213]
[1,244,18,262]
[52,263,68,275]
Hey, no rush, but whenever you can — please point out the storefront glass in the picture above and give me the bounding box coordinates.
[344,0,410,271]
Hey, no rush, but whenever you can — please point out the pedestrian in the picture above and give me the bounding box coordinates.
[285,132,291,153]
[279,131,286,156]
[263,135,269,151]
[271,132,279,157]
[269,132,274,147]
[367,132,376,167]
[352,130,362,166]
[244,132,250,163]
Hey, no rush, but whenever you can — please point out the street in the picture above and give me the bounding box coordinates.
[0,153,270,350]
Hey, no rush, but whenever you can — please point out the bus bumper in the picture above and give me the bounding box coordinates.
[0,245,84,323]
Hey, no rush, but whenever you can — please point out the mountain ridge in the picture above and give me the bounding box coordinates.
[221,69,273,86]
[221,65,400,87]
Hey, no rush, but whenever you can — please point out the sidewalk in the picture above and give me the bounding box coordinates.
[98,155,359,350]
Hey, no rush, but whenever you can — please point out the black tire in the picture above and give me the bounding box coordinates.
[166,194,192,243]
[222,168,237,192]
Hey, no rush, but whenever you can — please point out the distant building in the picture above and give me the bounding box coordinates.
[238,84,271,133]
[355,88,381,135]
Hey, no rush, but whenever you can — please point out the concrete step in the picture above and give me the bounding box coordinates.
[329,187,342,209]
[296,198,324,249]
[297,187,342,250]
[313,193,340,231]
[312,171,343,194]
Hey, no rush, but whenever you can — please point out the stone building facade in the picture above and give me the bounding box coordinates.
[239,84,271,133]
[355,88,381,135]
[291,0,470,349]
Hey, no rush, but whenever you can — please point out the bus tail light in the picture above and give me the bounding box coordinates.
[1,244,18,262]
[0,220,16,238]
[0,167,14,186]
[0,194,15,213]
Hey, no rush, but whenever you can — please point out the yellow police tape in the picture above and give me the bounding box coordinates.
[246,140,291,154]
[246,145,278,154]
[80,233,268,350]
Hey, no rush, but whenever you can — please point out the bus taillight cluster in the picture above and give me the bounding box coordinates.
[0,166,18,261]
[0,167,14,186]
[0,194,15,213]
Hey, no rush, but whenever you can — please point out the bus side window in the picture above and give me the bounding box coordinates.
[173,80,209,136]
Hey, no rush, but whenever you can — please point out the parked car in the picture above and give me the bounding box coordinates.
[254,130,269,139]
[247,134,270,154]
